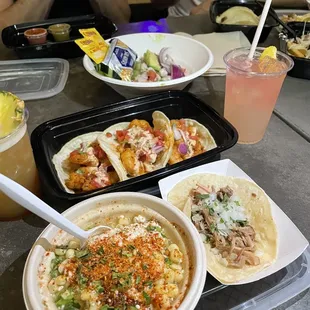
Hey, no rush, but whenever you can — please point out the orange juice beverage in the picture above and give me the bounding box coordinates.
[0,92,40,220]
[224,47,293,144]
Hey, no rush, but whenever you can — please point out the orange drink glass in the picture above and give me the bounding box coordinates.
[0,108,40,220]
[224,47,293,144]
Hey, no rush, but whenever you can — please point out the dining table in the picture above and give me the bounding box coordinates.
[0,13,310,310]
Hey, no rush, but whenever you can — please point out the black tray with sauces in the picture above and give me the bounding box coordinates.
[1,14,117,59]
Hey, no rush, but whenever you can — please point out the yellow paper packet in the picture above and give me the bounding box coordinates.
[79,28,109,52]
[75,38,106,64]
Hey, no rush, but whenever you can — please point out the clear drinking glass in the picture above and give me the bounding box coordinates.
[224,47,294,144]
[0,108,40,220]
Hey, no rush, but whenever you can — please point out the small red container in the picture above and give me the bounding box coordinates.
[24,28,47,45]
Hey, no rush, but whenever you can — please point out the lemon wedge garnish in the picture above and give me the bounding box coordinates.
[259,46,277,61]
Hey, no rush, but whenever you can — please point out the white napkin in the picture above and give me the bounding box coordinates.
[175,31,251,76]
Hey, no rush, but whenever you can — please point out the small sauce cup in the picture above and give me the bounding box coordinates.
[48,23,71,42]
[24,28,47,45]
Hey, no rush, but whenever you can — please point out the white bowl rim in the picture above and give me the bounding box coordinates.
[23,192,207,310]
[83,32,214,88]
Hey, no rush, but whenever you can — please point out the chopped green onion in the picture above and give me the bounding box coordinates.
[143,291,151,305]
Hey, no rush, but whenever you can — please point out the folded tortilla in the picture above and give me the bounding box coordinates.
[167,173,278,284]
[52,132,127,193]
[98,111,174,178]
[216,6,260,26]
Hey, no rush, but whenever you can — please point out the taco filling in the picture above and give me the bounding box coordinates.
[189,184,260,269]
[169,119,205,165]
[64,141,119,192]
[106,119,168,177]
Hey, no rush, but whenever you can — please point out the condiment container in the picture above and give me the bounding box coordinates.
[48,23,71,42]
[24,28,47,45]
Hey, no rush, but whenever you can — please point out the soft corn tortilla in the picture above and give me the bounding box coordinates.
[98,111,174,177]
[167,173,278,284]
[52,132,127,193]
[216,6,260,26]
[174,118,217,151]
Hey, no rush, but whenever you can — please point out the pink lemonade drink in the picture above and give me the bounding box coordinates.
[224,47,293,144]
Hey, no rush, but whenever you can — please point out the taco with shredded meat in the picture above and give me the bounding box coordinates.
[98,111,174,178]
[52,132,127,193]
[167,173,278,284]
[169,119,217,165]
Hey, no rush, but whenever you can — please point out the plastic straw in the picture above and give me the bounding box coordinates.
[248,0,272,60]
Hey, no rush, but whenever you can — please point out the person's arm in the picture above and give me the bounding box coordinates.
[0,0,54,30]
[90,0,131,24]
[263,0,307,8]
[150,0,180,9]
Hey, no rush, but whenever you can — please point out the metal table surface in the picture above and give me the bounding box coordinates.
[0,14,309,310]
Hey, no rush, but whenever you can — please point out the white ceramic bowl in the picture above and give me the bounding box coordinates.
[23,192,207,310]
[83,32,214,98]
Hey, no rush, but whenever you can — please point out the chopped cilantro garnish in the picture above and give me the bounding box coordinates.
[196,194,210,199]
[136,275,141,284]
[127,245,135,251]
[143,291,151,305]
[209,207,215,215]
[234,200,240,206]
[100,258,107,264]
[142,264,148,270]
[97,246,105,255]
[236,220,248,227]
[76,249,90,259]
[121,250,133,257]
[220,218,224,224]
[100,306,116,310]
[210,223,217,233]
[164,257,172,265]
[143,280,153,288]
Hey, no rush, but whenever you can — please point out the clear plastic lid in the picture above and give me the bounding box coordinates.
[196,246,310,309]
[0,58,69,100]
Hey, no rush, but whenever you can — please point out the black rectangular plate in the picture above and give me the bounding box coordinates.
[1,14,117,59]
[209,0,278,43]
[31,91,238,209]
[279,22,310,80]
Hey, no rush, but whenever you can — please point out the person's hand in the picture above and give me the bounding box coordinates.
[190,0,211,15]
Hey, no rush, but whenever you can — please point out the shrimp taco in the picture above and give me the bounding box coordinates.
[167,173,278,284]
[169,119,217,165]
[98,111,174,178]
[52,132,127,194]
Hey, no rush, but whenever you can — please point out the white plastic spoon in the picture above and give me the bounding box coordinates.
[0,173,111,245]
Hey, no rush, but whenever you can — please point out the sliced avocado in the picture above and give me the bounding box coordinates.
[144,50,161,72]
[132,61,142,79]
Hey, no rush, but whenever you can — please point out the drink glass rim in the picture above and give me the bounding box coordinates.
[0,108,29,143]
[223,47,294,77]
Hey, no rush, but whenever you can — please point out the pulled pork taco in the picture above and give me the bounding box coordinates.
[168,173,277,284]
[52,132,127,193]
[169,119,217,165]
[98,111,174,178]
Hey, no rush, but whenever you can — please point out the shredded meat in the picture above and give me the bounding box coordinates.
[217,185,234,201]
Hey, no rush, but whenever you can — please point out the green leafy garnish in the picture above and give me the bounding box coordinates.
[220,218,224,224]
[234,200,240,206]
[236,220,248,227]
[76,249,90,259]
[142,264,148,270]
[97,246,105,255]
[94,281,104,293]
[143,291,151,305]
[121,250,133,258]
[55,297,80,309]
[164,257,172,265]
[143,280,153,288]
[210,223,217,233]
[127,245,135,251]
[136,275,141,284]
[196,194,210,199]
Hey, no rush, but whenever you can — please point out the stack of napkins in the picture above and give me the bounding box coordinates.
[175,31,251,76]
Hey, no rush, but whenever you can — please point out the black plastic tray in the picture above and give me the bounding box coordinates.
[31,91,238,209]
[209,0,278,43]
[279,22,310,80]
[1,14,117,59]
